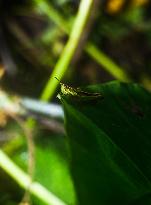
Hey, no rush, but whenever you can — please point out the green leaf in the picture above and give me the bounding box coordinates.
[60,81,151,205]
[4,134,76,205]
[34,135,76,205]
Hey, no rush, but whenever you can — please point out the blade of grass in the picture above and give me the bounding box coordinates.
[0,149,67,205]
[35,0,69,33]
[86,43,130,81]
[40,0,94,101]
[34,0,131,88]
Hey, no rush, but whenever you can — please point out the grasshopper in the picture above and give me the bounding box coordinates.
[55,77,103,100]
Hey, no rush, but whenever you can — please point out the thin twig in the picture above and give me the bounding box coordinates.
[4,112,35,205]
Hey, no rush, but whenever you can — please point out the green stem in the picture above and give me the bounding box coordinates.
[0,149,67,205]
[40,0,94,101]
[35,0,131,91]
[34,0,69,33]
[86,43,131,81]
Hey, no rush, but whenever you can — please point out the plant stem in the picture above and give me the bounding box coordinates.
[86,43,130,81]
[0,149,67,205]
[40,0,94,101]
[34,0,69,33]
[35,0,131,96]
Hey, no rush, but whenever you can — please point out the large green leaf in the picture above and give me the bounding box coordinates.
[60,81,151,205]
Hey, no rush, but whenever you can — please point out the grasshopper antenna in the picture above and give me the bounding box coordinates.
[55,77,63,86]
[55,77,60,82]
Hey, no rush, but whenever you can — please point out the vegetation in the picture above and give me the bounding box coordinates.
[0,0,151,204]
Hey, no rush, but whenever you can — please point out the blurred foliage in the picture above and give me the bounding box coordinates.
[1,125,76,205]
[1,0,151,95]
[1,0,151,204]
